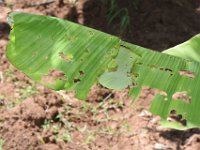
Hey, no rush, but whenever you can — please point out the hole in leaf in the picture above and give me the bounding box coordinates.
[168,111,187,126]
[179,70,195,78]
[137,62,143,65]
[42,70,66,84]
[172,91,191,103]
[59,52,73,61]
[160,67,164,71]
[165,68,172,72]
[133,73,139,78]
[160,67,173,72]
[79,70,84,76]
[154,89,167,97]
[177,114,183,120]
[182,119,187,126]
[159,67,174,76]
[148,64,157,69]
[74,78,81,83]
[170,109,176,115]
[132,82,138,87]
[158,91,167,96]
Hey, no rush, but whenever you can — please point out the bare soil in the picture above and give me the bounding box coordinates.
[1,0,200,150]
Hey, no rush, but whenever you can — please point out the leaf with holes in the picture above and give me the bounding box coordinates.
[6,12,200,130]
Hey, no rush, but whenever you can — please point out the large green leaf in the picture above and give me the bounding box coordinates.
[7,12,120,99]
[163,34,200,62]
[6,12,200,130]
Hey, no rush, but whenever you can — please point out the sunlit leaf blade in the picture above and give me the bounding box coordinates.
[6,12,200,130]
[163,34,200,62]
[120,41,200,129]
[6,12,120,99]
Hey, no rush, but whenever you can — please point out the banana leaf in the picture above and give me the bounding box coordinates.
[6,12,200,130]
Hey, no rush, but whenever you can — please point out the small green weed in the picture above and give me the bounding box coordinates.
[132,0,140,9]
[42,119,52,130]
[15,85,38,104]
[53,125,60,134]
[0,138,5,150]
[99,127,115,135]
[103,0,130,31]
[53,135,62,142]
[84,131,97,145]
[62,131,72,142]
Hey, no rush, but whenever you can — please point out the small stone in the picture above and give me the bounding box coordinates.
[154,143,172,150]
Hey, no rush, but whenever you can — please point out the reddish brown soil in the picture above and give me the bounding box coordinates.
[1,0,200,150]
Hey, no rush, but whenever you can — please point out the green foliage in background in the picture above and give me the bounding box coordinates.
[103,0,130,31]
[6,12,200,130]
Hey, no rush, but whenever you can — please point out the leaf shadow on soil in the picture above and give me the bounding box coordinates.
[64,5,78,23]
[0,22,10,39]
[159,128,200,143]
[81,0,200,51]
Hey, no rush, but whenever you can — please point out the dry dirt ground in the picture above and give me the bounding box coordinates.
[1,0,200,150]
